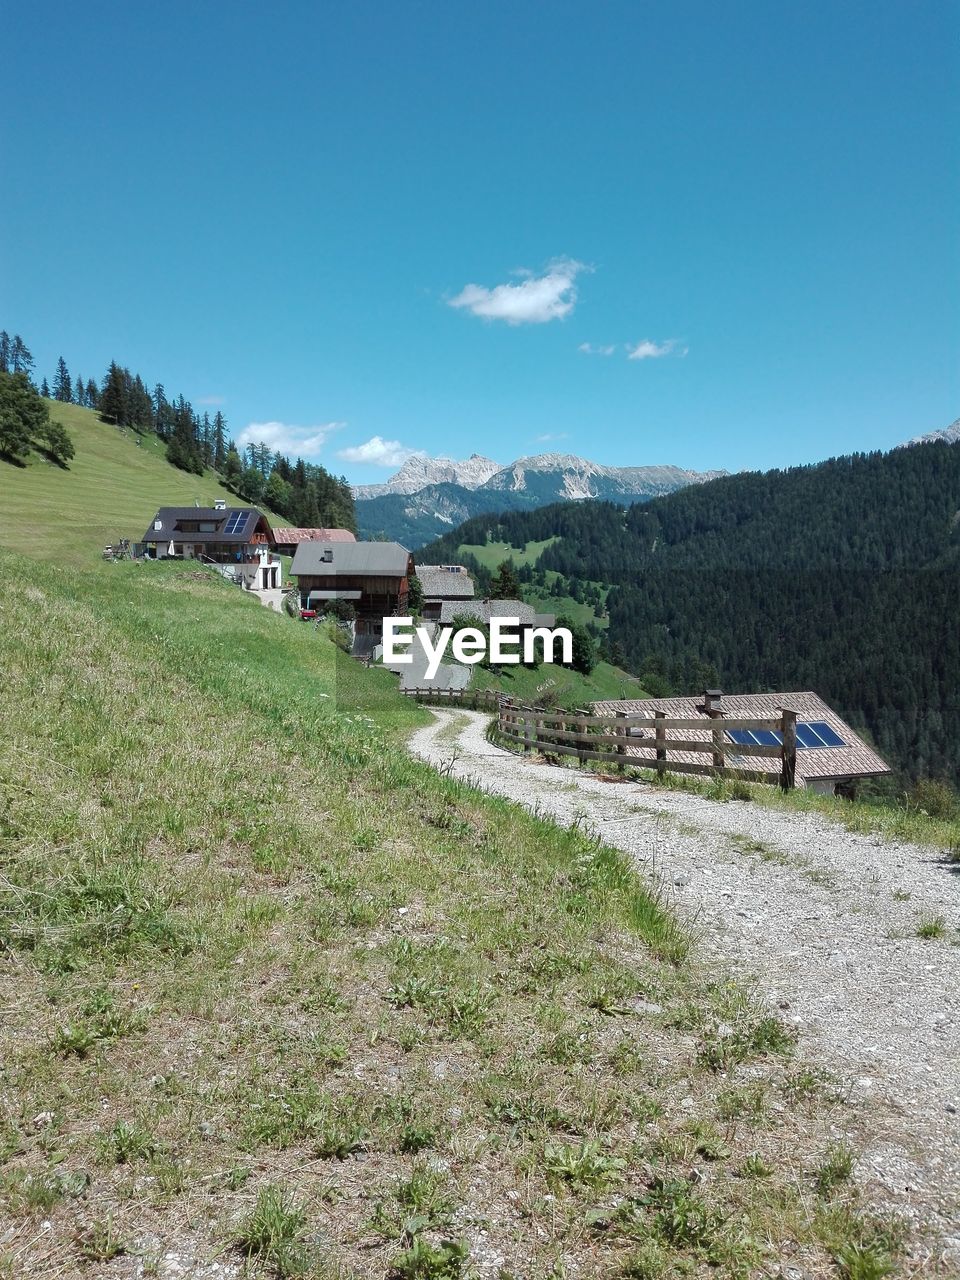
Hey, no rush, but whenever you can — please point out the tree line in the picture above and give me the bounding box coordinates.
[0,327,356,532]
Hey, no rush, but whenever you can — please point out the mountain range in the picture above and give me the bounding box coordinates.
[354,451,726,545]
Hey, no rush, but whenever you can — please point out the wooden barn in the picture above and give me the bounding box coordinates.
[291,540,415,637]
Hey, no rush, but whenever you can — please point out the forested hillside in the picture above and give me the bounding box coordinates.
[1,326,355,532]
[424,443,960,784]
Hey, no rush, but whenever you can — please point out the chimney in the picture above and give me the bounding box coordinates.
[214,498,226,511]
[321,547,333,563]
[699,689,723,717]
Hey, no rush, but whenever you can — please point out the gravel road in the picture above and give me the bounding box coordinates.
[409,709,960,1261]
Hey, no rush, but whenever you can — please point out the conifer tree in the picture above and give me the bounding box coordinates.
[0,332,10,373]
[212,411,227,470]
[223,448,243,489]
[40,377,50,397]
[489,560,522,600]
[99,363,128,423]
[84,378,98,409]
[53,356,72,402]
[10,335,34,379]
[74,374,84,404]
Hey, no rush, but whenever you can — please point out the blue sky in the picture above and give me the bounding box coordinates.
[3,1,957,481]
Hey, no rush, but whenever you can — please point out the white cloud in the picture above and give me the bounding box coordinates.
[335,435,423,467]
[626,338,687,361]
[578,342,616,356]
[196,395,225,406]
[535,432,570,443]
[449,257,586,325]
[236,420,342,459]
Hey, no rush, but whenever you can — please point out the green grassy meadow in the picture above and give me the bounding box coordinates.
[0,401,280,563]
[456,538,558,571]
[0,434,908,1276]
[457,540,611,632]
[0,554,904,1277]
[472,659,648,707]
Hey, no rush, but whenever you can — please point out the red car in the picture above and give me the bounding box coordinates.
[298,608,317,621]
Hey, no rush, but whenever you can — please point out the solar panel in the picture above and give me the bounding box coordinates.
[753,729,783,746]
[808,721,845,748]
[795,723,821,748]
[726,729,754,746]
[223,511,248,535]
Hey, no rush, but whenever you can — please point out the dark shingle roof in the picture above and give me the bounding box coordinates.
[141,507,267,544]
[291,541,412,576]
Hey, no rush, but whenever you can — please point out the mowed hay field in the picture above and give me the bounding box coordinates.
[0,401,280,563]
[0,548,908,1278]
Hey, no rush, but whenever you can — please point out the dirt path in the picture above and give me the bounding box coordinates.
[409,709,960,1259]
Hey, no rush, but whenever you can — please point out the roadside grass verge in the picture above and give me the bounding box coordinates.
[635,767,960,856]
[0,553,904,1276]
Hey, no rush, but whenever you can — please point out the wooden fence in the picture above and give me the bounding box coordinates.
[496,702,799,790]
[402,686,504,711]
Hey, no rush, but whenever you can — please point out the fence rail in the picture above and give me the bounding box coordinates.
[402,686,504,711]
[403,685,798,788]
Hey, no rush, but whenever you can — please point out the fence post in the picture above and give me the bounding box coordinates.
[704,690,725,775]
[523,706,534,754]
[575,708,589,768]
[616,710,626,773]
[780,709,797,791]
[655,710,667,778]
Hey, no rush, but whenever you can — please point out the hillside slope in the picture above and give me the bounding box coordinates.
[0,400,280,562]
[0,550,897,1276]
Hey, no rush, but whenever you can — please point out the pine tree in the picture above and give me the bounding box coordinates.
[223,448,243,489]
[10,335,34,379]
[128,374,152,430]
[84,378,98,409]
[489,560,522,600]
[0,332,10,373]
[40,377,50,397]
[99,362,129,423]
[53,356,72,402]
[212,411,227,470]
[74,374,84,404]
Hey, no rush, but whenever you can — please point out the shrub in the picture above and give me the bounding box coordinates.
[909,778,959,820]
